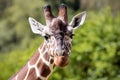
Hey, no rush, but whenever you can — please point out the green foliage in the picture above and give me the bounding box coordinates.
[0,6,120,80]
[0,0,45,52]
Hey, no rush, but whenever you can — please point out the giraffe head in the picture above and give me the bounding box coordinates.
[29,4,86,67]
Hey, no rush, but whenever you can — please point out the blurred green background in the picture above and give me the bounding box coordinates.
[0,0,120,80]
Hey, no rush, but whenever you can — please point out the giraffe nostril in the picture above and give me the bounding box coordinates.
[58,51,66,56]
[62,51,66,56]
[54,54,69,67]
[62,45,65,50]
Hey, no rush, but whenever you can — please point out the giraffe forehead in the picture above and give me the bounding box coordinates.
[51,18,63,25]
[49,18,67,32]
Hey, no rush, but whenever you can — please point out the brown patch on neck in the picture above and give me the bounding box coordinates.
[43,52,50,61]
[26,68,38,80]
[43,52,54,64]
[50,58,54,64]
[29,50,40,65]
[37,78,42,80]
[37,59,51,77]
[41,64,51,77]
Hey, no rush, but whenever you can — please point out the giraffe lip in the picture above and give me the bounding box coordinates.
[54,55,69,67]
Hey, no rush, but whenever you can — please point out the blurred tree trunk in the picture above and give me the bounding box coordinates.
[45,0,80,11]
[0,0,12,16]
[81,0,120,12]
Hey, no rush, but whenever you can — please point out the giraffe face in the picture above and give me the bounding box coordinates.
[29,4,86,67]
[45,18,73,67]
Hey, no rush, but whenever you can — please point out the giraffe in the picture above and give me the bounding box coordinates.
[9,4,86,80]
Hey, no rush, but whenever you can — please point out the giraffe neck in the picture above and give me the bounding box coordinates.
[10,41,55,80]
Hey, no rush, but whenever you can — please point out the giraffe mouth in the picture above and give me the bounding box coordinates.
[54,55,69,67]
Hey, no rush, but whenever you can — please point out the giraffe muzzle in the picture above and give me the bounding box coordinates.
[54,52,69,67]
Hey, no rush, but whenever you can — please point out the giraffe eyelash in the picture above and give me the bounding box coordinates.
[71,34,75,36]
[69,34,75,38]
[44,34,50,40]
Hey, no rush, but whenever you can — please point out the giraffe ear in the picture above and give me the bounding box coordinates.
[69,11,86,30]
[28,17,46,36]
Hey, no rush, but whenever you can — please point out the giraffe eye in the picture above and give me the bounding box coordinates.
[44,34,50,40]
[60,32,64,37]
[69,34,75,38]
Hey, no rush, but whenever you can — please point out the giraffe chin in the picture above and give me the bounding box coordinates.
[54,55,69,67]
